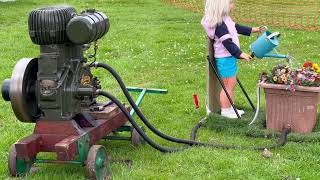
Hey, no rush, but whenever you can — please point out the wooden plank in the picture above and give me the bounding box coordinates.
[88,108,129,145]
[15,134,40,159]
[14,105,128,161]
[34,120,84,135]
[55,135,79,161]
[87,104,125,120]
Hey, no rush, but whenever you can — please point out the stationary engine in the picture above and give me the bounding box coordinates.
[2,6,109,122]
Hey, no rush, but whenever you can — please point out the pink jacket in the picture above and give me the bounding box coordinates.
[201,16,240,58]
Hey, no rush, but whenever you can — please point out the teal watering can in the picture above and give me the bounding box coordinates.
[250,31,291,61]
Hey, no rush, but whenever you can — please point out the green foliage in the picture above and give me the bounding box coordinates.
[0,0,320,179]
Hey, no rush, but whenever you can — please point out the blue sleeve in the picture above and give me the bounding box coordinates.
[215,22,242,58]
[235,24,252,36]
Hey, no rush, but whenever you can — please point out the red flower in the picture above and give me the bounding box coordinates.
[298,80,302,86]
[303,61,313,68]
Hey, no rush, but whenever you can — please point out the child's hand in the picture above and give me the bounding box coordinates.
[251,27,262,33]
[252,26,267,33]
[240,52,252,62]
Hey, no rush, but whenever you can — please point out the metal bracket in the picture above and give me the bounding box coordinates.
[78,134,90,164]
[126,87,168,116]
[105,86,168,140]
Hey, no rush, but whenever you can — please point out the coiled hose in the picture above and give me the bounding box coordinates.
[93,62,291,152]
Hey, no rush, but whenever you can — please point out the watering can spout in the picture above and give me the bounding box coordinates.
[263,52,288,59]
[251,52,293,63]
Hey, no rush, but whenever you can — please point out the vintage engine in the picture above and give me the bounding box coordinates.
[1,6,133,179]
[2,6,109,122]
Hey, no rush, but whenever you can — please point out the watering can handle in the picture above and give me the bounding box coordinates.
[267,32,281,39]
[259,26,268,33]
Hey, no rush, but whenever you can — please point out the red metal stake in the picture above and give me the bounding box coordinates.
[193,94,199,113]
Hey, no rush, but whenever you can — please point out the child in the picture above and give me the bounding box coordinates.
[201,0,261,118]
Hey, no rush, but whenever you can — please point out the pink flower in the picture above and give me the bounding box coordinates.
[290,84,296,92]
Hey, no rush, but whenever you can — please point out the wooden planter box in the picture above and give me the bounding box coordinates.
[260,83,320,133]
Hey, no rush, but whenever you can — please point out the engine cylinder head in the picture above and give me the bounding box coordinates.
[28,6,77,45]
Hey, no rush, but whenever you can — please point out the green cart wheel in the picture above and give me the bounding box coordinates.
[8,144,35,177]
[86,145,111,180]
[131,126,145,146]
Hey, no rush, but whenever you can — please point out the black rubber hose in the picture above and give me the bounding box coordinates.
[255,127,290,150]
[190,118,290,150]
[97,90,186,153]
[190,118,206,141]
[98,89,290,151]
[92,62,204,146]
[93,62,291,150]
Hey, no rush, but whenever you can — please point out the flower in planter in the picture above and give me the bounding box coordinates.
[289,69,320,87]
[260,61,320,134]
[303,61,320,74]
[312,63,320,73]
[264,61,320,91]
[303,61,313,68]
[266,64,291,85]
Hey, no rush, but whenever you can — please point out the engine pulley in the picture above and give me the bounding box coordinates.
[5,58,41,123]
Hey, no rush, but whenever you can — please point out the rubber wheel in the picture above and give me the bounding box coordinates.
[86,145,111,180]
[8,145,35,177]
[131,126,145,146]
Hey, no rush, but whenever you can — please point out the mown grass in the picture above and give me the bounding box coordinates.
[0,0,320,179]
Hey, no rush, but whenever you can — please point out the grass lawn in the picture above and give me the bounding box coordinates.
[0,0,320,179]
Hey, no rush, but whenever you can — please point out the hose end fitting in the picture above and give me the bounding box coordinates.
[96,89,102,95]
[89,62,99,68]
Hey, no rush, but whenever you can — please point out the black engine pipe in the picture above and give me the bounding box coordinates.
[97,90,185,153]
[93,62,291,151]
[190,118,206,141]
[98,89,290,152]
[92,62,204,146]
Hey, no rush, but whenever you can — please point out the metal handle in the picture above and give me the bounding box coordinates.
[267,32,281,39]
[259,26,268,33]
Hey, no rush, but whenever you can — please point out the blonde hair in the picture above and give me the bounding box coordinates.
[204,0,232,27]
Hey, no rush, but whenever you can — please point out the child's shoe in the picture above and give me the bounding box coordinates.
[221,108,239,119]
[237,109,245,116]
[228,107,245,116]
[221,110,238,119]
